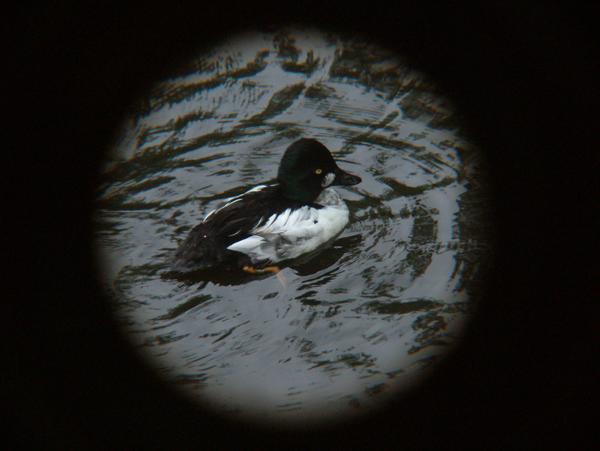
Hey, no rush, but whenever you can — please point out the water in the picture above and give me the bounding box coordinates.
[95,29,490,425]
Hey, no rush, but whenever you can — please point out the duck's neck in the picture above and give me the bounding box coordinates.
[278,180,320,204]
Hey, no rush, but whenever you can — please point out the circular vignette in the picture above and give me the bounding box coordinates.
[16,4,597,449]
[94,27,493,427]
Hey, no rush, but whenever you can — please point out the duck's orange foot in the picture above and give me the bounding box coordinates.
[243,265,280,274]
[243,265,287,288]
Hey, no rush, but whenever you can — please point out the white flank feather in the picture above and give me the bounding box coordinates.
[226,188,350,263]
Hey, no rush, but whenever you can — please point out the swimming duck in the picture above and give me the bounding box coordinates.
[172,138,361,274]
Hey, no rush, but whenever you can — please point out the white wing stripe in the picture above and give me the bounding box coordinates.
[202,185,269,223]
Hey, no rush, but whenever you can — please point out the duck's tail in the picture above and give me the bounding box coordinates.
[171,224,219,272]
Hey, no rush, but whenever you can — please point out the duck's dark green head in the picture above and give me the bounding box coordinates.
[277,138,361,203]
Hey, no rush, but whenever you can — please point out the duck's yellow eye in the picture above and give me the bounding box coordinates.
[315,168,322,175]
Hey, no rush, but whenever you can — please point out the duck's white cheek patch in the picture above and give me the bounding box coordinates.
[321,172,335,187]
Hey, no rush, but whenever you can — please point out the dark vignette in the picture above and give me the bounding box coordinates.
[8,3,597,449]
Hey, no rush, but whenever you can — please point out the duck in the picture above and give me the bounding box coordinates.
[172,138,361,274]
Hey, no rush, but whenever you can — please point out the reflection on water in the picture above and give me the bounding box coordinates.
[95,29,491,424]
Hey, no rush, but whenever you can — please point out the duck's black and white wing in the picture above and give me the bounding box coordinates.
[172,185,275,270]
[227,189,349,263]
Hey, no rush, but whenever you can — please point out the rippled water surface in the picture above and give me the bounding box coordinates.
[95,29,490,424]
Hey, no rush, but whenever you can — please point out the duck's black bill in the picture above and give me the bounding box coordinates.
[334,168,361,186]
